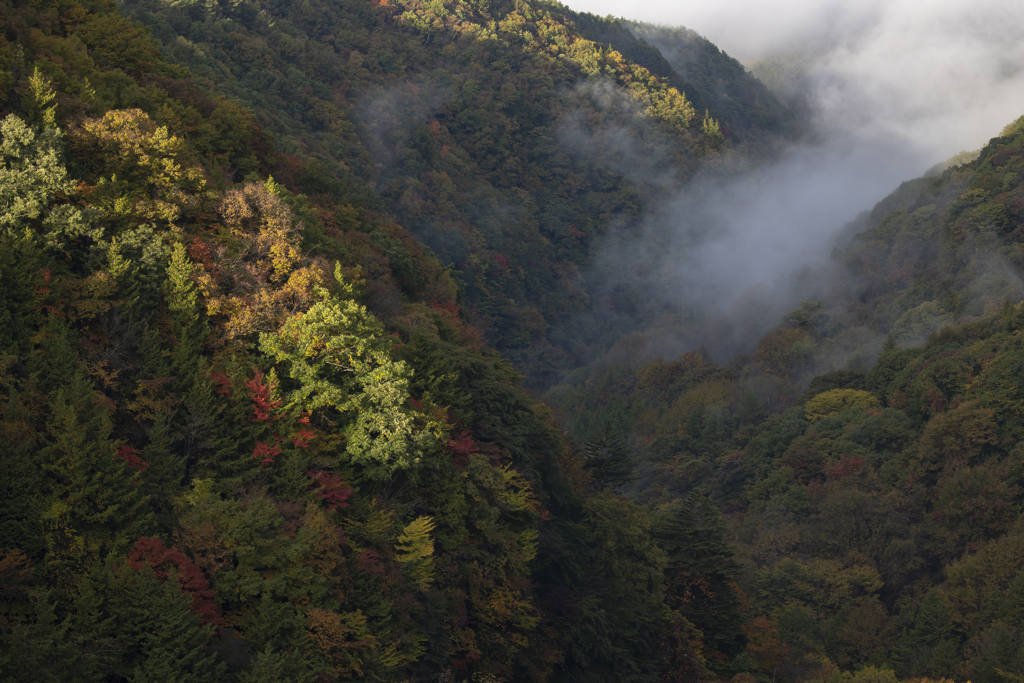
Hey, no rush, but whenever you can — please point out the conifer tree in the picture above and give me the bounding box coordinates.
[894,591,960,679]
[141,413,184,531]
[655,495,745,663]
[560,494,666,683]
[28,315,81,398]
[0,589,80,681]
[67,561,226,681]
[395,515,436,590]
[39,371,154,591]
[581,429,637,491]
[239,594,322,681]
[0,231,44,357]
[166,242,208,376]
[737,391,765,426]
[0,382,48,560]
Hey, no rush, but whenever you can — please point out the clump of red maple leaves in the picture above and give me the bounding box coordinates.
[116,445,149,473]
[128,537,223,626]
[245,369,282,422]
[308,470,353,511]
[253,441,282,466]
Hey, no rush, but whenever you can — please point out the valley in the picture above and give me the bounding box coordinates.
[2,0,1024,680]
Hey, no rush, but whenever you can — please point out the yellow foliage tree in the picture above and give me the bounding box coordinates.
[218,178,301,281]
[205,179,328,343]
[70,109,205,222]
[395,515,435,590]
[804,389,880,422]
[703,110,724,144]
[305,608,375,677]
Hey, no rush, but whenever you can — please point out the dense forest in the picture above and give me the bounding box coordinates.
[2,0,1024,681]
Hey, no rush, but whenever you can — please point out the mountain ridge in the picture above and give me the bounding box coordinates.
[3,0,1024,680]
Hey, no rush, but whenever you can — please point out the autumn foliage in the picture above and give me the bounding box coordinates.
[128,537,223,626]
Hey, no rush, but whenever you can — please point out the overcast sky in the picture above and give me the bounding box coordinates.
[564,0,1024,161]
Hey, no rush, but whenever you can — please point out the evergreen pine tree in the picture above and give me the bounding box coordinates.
[0,231,44,357]
[238,595,321,681]
[581,429,637,492]
[165,242,208,378]
[39,371,154,592]
[27,315,80,398]
[0,383,48,560]
[0,590,81,682]
[142,412,184,532]
[561,494,667,683]
[67,561,226,681]
[737,391,765,426]
[655,495,745,663]
[894,591,960,679]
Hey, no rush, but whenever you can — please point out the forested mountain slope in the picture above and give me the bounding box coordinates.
[550,116,1024,682]
[9,0,1024,679]
[0,0,792,681]
[113,0,798,386]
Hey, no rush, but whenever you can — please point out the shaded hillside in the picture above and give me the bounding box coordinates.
[114,0,799,386]
[0,0,781,681]
[548,115,1024,682]
[13,0,1024,679]
[625,22,801,148]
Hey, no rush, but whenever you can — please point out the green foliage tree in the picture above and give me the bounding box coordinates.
[0,114,95,252]
[581,429,637,491]
[656,495,745,664]
[176,481,329,614]
[260,266,443,479]
[0,112,67,231]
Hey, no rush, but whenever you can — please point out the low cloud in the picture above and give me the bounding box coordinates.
[356,78,449,182]
[570,0,1024,158]
[556,0,1024,364]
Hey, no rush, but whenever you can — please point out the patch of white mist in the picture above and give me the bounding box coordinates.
[558,0,1024,368]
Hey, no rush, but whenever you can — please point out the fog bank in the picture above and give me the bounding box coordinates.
[558,0,1024,362]
[569,0,1024,161]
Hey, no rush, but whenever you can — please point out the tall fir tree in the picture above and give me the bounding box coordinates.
[894,591,960,679]
[66,560,226,681]
[581,429,637,492]
[39,371,154,593]
[655,495,745,664]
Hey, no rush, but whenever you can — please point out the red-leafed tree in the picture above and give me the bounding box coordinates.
[308,471,353,511]
[445,430,477,469]
[116,445,149,473]
[245,369,282,422]
[253,441,282,466]
[128,536,223,626]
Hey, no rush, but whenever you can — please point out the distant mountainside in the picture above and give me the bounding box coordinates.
[548,114,1024,681]
[624,22,801,147]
